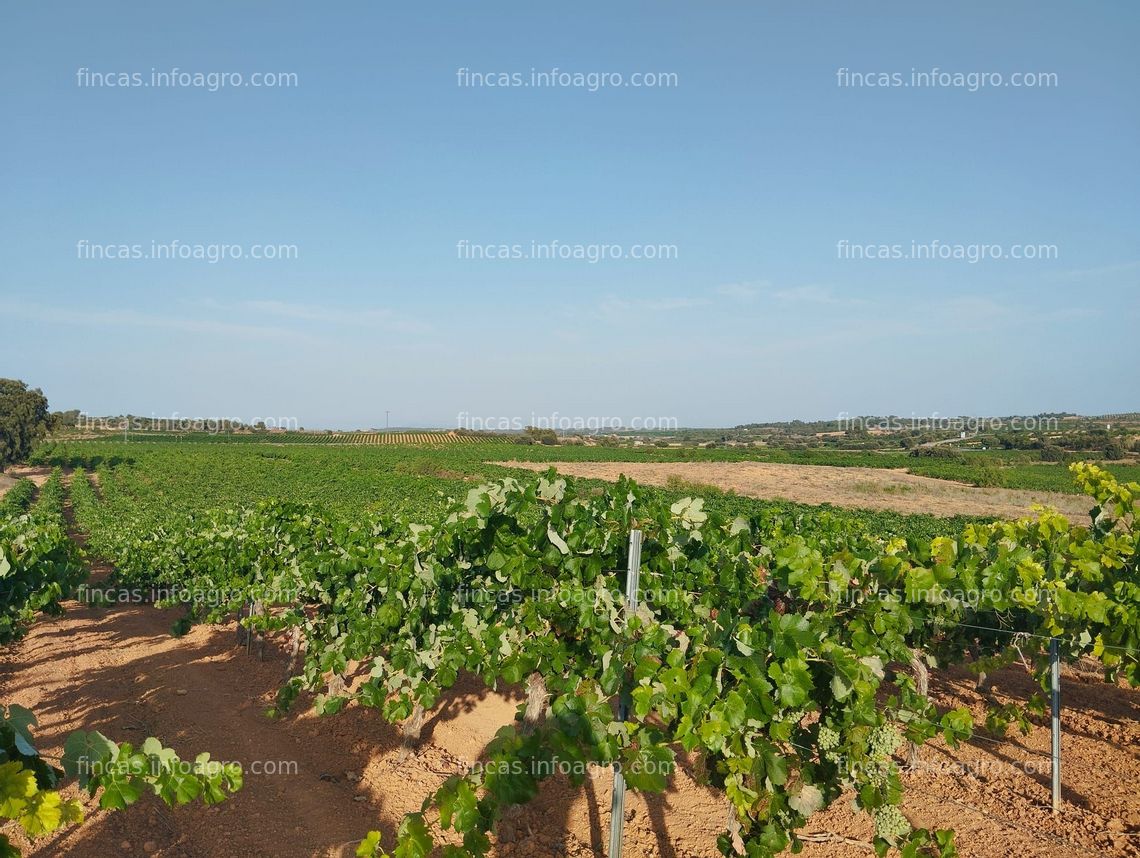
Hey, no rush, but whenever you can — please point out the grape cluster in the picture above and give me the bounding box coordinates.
[817,725,840,751]
[868,724,901,760]
[872,804,911,844]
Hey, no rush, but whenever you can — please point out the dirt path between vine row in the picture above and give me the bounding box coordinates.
[1,480,1137,857]
[497,461,1094,521]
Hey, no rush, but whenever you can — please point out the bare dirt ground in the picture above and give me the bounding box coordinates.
[0,464,55,490]
[3,585,1137,858]
[2,481,1137,857]
[497,461,1094,521]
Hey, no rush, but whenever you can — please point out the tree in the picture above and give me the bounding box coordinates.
[0,379,50,469]
[47,409,81,433]
[521,426,558,445]
[1104,437,1127,460]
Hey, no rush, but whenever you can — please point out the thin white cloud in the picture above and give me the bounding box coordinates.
[711,280,863,307]
[935,295,1010,316]
[924,295,1098,331]
[5,302,302,342]
[598,295,710,317]
[1048,260,1140,281]
[772,284,858,306]
[242,299,432,334]
[715,281,768,301]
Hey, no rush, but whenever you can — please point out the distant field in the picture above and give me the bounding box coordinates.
[499,459,1096,521]
[285,431,490,444]
[474,444,1140,494]
[78,430,497,445]
[25,436,1137,543]
[29,440,994,541]
[58,434,1140,493]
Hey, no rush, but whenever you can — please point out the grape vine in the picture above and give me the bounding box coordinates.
[0,703,242,857]
[65,462,1138,857]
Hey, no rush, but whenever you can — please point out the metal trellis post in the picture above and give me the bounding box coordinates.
[608,529,642,858]
[1050,636,1061,813]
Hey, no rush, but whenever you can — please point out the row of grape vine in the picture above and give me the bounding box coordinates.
[63,459,1138,857]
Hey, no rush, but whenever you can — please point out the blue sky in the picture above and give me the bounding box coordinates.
[1,1,1137,429]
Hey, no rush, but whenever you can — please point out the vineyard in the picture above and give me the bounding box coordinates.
[2,439,1136,857]
[0,467,243,857]
[0,470,84,644]
[42,437,1140,494]
[5,1,1136,855]
[84,432,498,447]
[294,433,489,446]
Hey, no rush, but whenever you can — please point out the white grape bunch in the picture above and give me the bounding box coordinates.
[873,804,911,844]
